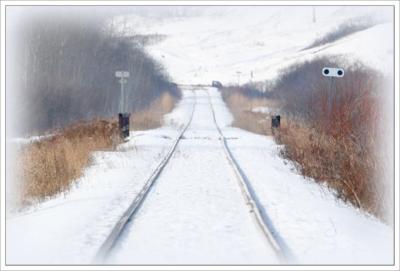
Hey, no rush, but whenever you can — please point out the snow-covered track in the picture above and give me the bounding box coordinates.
[93,87,292,264]
[205,89,293,263]
[92,91,197,263]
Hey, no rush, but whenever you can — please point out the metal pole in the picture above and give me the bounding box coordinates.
[119,78,122,113]
[121,78,125,113]
[332,77,337,114]
[328,76,334,115]
[119,77,127,113]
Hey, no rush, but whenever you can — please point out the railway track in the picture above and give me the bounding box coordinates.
[205,89,293,263]
[92,86,290,264]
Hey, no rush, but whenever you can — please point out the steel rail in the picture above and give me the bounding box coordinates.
[205,88,293,263]
[92,90,197,263]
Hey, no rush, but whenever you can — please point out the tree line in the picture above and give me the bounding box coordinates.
[8,9,179,136]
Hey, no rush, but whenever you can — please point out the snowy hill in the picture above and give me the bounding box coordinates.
[113,6,393,85]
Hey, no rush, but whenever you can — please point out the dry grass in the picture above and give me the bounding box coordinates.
[130,92,177,130]
[17,119,120,205]
[15,91,178,206]
[221,88,278,136]
[275,119,384,217]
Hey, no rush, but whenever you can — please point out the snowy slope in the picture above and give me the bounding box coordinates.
[113,6,393,84]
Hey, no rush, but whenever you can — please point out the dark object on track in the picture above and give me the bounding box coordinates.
[212,81,223,89]
[271,115,281,129]
[119,113,130,140]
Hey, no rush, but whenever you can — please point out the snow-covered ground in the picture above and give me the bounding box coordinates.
[112,6,393,84]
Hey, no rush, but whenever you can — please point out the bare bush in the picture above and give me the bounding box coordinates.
[272,58,392,221]
[272,57,340,117]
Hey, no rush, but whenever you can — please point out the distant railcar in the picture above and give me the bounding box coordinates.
[211,81,223,89]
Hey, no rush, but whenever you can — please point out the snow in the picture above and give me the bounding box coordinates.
[10,133,55,145]
[312,23,394,75]
[252,106,271,114]
[113,6,393,85]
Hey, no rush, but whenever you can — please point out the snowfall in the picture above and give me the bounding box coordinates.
[6,6,394,265]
